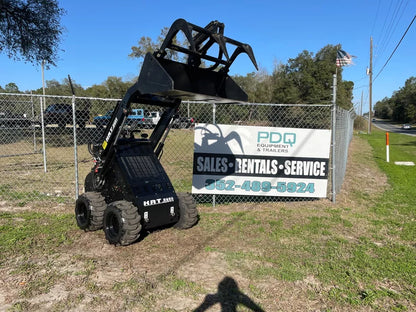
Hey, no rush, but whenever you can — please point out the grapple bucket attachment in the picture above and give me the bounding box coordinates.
[137,18,258,103]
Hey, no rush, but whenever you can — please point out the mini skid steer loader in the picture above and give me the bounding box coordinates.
[75,18,258,245]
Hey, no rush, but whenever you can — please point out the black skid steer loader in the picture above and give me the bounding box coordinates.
[75,18,258,245]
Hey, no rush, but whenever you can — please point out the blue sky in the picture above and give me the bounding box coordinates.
[1,0,415,112]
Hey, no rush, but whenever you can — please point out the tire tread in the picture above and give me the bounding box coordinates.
[174,193,199,229]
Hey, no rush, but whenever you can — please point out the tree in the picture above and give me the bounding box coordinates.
[269,44,353,109]
[32,78,84,96]
[0,0,65,66]
[129,35,160,60]
[374,97,393,119]
[374,76,416,123]
[4,82,19,93]
[85,84,108,99]
[271,62,301,104]
[86,76,132,99]
[102,76,131,99]
[129,27,183,62]
[233,70,273,103]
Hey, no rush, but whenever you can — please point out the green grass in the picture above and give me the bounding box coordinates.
[165,274,207,297]
[194,129,416,310]
[0,128,415,311]
[0,211,75,259]
[366,129,416,216]
[326,130,416,307]
[0,184,69,206]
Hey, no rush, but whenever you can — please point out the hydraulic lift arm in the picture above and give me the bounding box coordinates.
[89,18,257,189]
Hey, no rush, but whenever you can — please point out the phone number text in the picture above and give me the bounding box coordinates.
[204,179,315,194]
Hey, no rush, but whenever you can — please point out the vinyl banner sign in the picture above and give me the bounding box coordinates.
[192,124,331,198]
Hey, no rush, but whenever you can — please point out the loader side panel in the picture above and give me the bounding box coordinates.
[114,141,180,229]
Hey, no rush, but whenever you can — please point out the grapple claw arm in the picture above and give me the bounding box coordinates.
[155,18,257,72]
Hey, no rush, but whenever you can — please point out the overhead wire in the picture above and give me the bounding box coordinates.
[374,0,408,69]
[373,14,416,82]
[374,0,395,58]
[374,0,409,67]
[371,0,381,36]
[353,84,369,91]
[350,1,412,112]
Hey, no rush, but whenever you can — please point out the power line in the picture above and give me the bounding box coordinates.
[374,0,409,68]
[353,84,369,91]
[371,0,381,36]
[374,0,395,59]
[373,14,416,82]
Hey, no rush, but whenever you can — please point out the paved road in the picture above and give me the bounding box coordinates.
[372,119,416,137]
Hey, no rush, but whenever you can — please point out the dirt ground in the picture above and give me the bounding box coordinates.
[0,135,391,312]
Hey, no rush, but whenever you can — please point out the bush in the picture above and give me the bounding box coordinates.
[354,116,367,132]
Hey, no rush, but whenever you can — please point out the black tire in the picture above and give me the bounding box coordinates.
[174,193,199,229]
[75,192,106,231]
[84,172,94,192]
[103,201,141,246]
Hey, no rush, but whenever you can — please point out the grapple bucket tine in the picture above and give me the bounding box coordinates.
[193,20,224,46]
[212,33,230,61]
[227,44,258,71]
[157,18,195,56]
[241,43,259,70]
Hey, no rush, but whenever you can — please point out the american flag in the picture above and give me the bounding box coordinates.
[336,50,355,67]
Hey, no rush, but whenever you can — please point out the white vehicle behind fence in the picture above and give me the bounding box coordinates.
[142,111,161,128]
[148,111,161,126]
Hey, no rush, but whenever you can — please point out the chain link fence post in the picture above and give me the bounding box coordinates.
[71,94,79,199]
[212,102,216,207]
[331,73,337,202]
[40,96,47,173]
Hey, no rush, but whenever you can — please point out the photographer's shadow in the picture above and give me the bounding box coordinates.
[193,276,264,312]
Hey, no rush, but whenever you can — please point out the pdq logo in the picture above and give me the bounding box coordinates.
[257,131,296,147]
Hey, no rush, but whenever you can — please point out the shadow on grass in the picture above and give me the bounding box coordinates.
[193,276,264,312]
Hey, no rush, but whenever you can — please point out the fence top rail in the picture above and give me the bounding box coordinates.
[0,92,121,102]
[175,100,333,107]
[1,93,334,108]
[336,105,358,116]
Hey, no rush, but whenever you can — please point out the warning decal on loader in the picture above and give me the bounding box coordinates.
[102,117,119,150]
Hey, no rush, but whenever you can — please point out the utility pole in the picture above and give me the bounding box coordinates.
[368,37,373,134]
[360,90,363,116]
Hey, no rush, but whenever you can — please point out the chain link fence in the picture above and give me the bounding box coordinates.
[333,107,356,194]
[0,93,354,205]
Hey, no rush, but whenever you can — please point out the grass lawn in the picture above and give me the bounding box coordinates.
[0,128,415,311]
